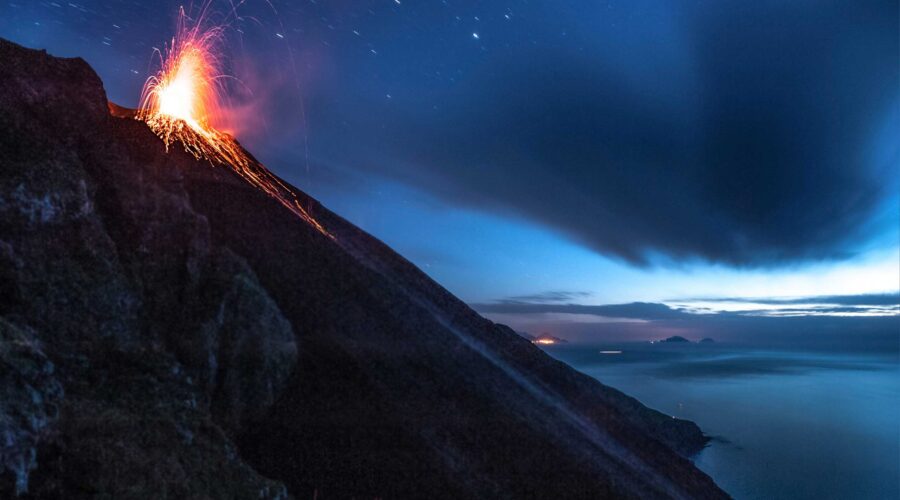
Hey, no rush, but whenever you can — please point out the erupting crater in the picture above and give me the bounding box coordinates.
[135,6,329,237]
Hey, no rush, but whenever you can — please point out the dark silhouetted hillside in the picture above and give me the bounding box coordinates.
[0,39,727,499]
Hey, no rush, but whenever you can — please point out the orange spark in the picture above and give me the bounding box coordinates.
[137,5,330,238]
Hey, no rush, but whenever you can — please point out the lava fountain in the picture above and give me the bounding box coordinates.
[137,5,330,237]
[137,7,245,168]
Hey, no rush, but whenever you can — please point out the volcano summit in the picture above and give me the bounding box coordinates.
[0,39,727,499]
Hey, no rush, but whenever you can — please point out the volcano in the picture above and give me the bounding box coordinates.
[0,39,727,499]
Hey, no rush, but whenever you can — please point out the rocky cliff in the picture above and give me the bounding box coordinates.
[0,39,728,499]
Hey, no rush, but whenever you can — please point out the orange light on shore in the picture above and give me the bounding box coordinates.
[534,338,556,345]
[137,5,330,238]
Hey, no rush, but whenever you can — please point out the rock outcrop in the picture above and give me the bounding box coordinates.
[0,39,728,499]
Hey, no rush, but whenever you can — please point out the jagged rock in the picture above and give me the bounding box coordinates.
[200,249,297,435]
[0,319,63,496]
[0,40,293,498]
[0,38,728,499]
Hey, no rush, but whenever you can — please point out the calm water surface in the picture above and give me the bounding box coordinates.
[544,343,900,500]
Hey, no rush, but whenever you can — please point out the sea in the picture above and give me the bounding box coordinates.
[542,342,900,500]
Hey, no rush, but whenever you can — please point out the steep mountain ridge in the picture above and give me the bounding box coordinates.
[0,39,727,499]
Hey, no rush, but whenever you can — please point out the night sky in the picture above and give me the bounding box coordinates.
[2,1,897,344]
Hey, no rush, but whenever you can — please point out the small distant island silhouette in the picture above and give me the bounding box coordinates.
[653,336,716,344]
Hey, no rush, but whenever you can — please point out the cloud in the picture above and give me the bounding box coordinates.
[685,293,900,307]
[498,290,592,304]
[475,301,692,320]
[475,293,900,349]
[311,1,899,267]
[475,294,899,322]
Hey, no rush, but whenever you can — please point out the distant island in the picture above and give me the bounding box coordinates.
[662,335,691,343]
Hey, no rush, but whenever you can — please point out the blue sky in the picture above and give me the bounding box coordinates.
[307,174,899,305]
[2,0,897,343]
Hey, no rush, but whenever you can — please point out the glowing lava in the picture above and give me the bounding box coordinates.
[137,6,330,237]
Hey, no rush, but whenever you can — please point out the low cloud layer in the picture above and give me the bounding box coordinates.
[477,301,692,321]
[477,292,899,318]
[474,292,900,350]
[683,293,900,307]
[499,291,593,304]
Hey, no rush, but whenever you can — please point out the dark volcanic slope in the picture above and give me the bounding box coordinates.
[0,39,728,499]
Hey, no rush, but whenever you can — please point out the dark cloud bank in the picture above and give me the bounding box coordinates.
[306,0,898,266]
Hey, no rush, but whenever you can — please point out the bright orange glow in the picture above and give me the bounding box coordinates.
[137,5,330,238]
[154,49,205,127]
[534,338,556,345]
